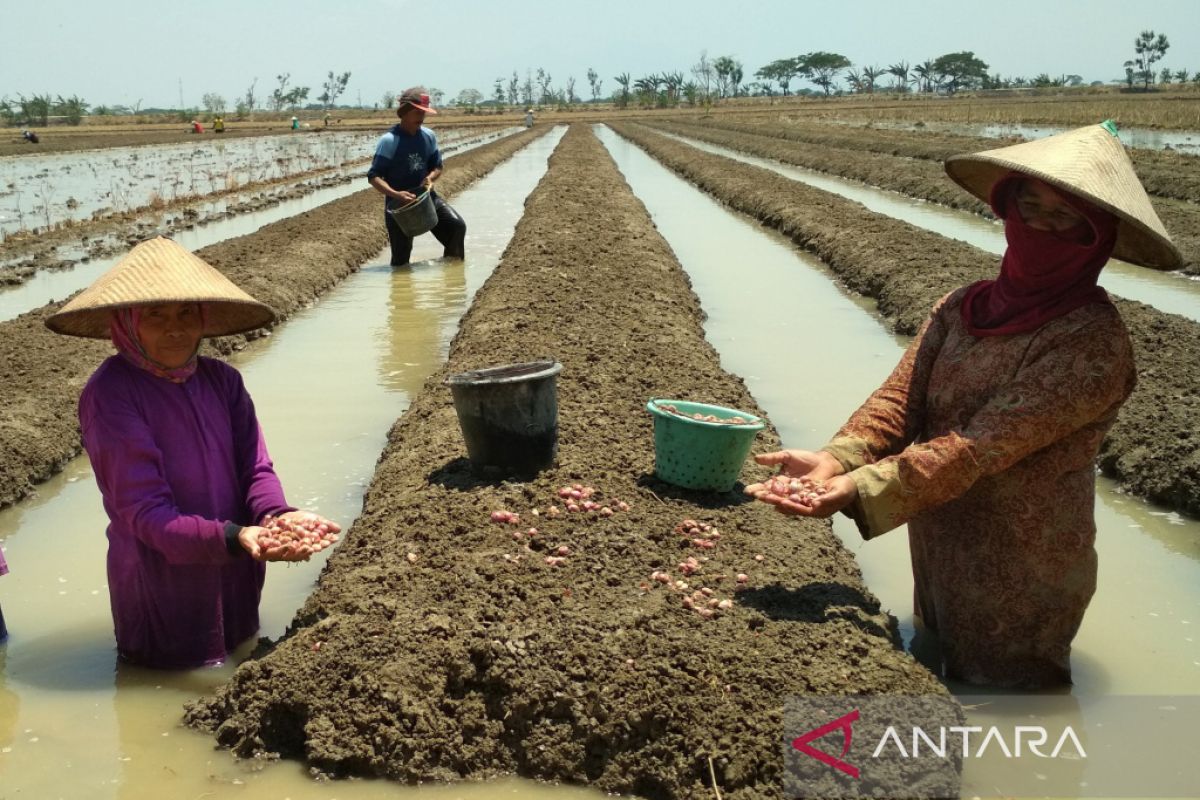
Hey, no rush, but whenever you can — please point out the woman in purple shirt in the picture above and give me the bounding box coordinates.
[47,237,339,669]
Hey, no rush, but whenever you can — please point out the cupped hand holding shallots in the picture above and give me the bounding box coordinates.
[753,449,844,482]
[745,449,857,518]
[239,511,341,562]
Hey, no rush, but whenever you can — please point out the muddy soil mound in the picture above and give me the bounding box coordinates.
[646,119,1200,276]
[686,114,1200,204]
[0,127,548,510]
[612,123,1200,516]
[186,125,951,799]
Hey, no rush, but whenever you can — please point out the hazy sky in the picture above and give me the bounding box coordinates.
[2,0,1197,110]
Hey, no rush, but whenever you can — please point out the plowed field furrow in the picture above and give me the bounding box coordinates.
[186,123,952,798]
[0,126,549,510]
[645,119,1200,275]
[611,122,1200,516]
[674,115,1200,204]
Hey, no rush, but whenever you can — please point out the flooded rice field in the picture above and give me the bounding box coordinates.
[0,127,519,322]
[0,126,500,240]
[0,112,1197,798]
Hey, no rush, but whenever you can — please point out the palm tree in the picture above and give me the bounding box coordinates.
[886,61,910,93]
[663,71,684,105]
[613,73,631,108]
[861,66,884,94]
[912,60,936,94]
[633,75,661,107]
[845,70,865,94]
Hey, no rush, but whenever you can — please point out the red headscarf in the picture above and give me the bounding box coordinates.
[109,306,205,383]
[960,175,1119,337]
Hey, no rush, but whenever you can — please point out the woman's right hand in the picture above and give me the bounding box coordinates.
[755,449,844,480]
[394,190,417,204]
[744,449,843,500]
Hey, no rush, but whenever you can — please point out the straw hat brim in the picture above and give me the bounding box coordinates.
[44,237,275,339]
[46,297,274,339]
[944,126,1182,271]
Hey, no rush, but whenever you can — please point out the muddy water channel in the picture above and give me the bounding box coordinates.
[0,128,517,322]
[599,125,1200,796]
[0,127,608,799]
[0,127,495,240]
[658,129,1200,324]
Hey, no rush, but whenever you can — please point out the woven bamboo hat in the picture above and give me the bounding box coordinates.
[945,121,1182,270]
[45,237,274,339]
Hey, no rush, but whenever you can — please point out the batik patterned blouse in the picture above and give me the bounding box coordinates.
[822,288,1135,687]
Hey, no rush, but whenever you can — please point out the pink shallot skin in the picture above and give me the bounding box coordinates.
[247,512,340,562]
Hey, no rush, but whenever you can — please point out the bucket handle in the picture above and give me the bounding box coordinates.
[397,187,431,211]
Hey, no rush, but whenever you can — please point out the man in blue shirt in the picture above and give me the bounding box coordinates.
[367,87,466,266]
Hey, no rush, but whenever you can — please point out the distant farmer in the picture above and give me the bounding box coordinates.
[747,121,1182,689]
[323,112,331,128]
[524,109,534,128]
[20,129,39,144]
[291,116,299,131]
[190,120,203,134]
[367,86,466,266]
[213,116,225,133]
[44,237,341,668]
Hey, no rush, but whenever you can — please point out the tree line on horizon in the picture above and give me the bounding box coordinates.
[0,30,1192,125]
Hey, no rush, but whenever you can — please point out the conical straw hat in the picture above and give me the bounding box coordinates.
[945,122,1182,270]
[45,237,275,339]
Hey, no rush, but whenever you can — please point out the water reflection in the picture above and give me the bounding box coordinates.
[0,648,18,752]
[379,257,468,392]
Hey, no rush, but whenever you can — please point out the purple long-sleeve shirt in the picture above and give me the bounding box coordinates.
[80,355,293,668]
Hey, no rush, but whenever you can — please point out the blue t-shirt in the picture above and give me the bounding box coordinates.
[367,125,442,194]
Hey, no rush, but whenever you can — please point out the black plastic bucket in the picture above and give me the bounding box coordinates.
[446,360,563,475]
[386,189,438,237]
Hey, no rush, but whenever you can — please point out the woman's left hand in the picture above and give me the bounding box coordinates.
[752,474,860,519]
[245,511,342,562]
[277,510,342,535]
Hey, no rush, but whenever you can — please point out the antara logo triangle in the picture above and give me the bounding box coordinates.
[791,709,861,779]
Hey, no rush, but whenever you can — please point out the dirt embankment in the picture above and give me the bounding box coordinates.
[611,122,1200,516]
[669,114,1200,204]
[0,126,548,511]
[185,124,950,799]
[645,119,1200,276]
